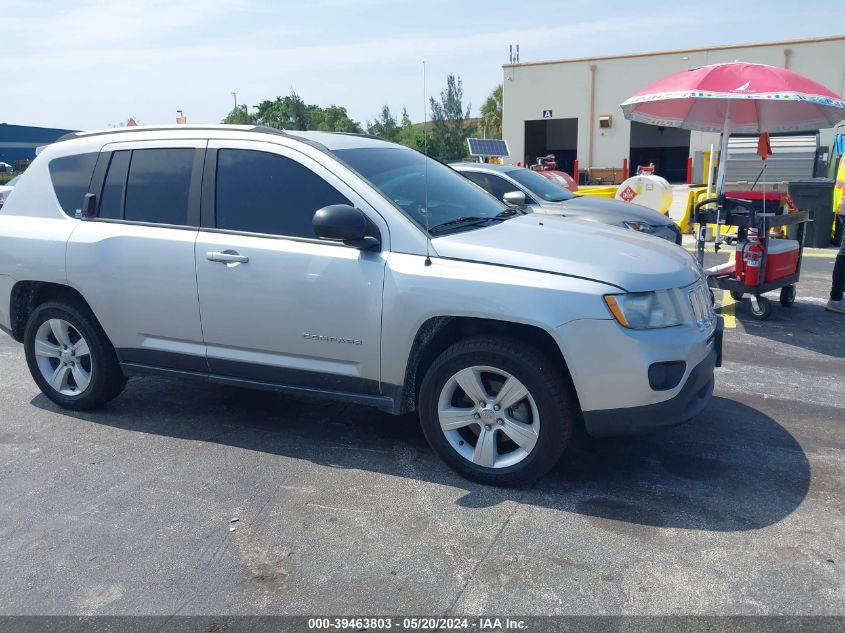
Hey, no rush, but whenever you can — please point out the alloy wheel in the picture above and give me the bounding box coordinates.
[33,318,93,396]
[437,365,540,469]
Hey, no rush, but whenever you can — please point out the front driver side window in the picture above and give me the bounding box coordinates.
[464,171,523,202]
[215,149,350,238]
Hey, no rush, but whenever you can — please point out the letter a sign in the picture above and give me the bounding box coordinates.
[542,110,553,119]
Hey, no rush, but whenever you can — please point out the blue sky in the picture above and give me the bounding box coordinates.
[4,0,845,130]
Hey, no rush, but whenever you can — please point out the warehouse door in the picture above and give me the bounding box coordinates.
[524,118,578,176]
[629,121,690,183]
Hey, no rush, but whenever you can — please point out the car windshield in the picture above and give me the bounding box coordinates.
[506,168,575,202]
[333,147,510,235]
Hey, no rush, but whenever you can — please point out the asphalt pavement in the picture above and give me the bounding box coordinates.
[0,245,843,617]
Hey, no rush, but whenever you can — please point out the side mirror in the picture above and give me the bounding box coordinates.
[79,193,97,219]
[313,204,380,250]
[503,190,526,206]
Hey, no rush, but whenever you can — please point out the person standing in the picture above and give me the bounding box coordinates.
[828,157,845,313]
[830,243,845,313]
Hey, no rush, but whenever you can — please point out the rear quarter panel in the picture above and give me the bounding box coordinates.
[0,138,104,332]
[0,214,78,333]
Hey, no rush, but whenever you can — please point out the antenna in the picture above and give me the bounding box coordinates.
[423,60,432,266]
[515,44,520,63]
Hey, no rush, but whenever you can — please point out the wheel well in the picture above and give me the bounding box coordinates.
[399,316,579,414]
[9,281,94,342]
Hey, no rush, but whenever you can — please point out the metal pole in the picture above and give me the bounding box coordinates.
[588,65,597,170]
[706,143,715,199]
[715,104,732,197]
[713,103,733,252]
[232,92,238,109]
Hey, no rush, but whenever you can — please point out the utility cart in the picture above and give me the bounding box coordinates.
[694,196,810,320]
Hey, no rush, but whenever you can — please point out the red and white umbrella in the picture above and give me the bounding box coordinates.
[621,62,845,244]
[621,62,845,135]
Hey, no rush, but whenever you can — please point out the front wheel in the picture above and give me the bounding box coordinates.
[748,296,773,321]
[779,285,796,307]
[418,337,574,486]
[24,301,126,410]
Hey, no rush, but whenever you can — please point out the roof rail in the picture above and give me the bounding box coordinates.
[54,124,296,144]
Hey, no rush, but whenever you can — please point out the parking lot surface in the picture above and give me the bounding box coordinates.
[0,247,843,616]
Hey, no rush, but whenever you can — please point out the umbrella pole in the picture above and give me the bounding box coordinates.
[714,115,732,253]
[705,143,715,199]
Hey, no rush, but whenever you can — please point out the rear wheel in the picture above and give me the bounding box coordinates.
[24,301,126,410]
[418,337,574,486]
[730,290,744,302]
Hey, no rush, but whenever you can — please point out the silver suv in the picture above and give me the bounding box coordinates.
[0,126,722,485]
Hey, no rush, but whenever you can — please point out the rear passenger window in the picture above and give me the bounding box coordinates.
[124,149,194,225]
[215,149,350,238]
[99,151,130,220]
[48,153,97,216]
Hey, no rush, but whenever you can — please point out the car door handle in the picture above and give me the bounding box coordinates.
[206,250,249,264]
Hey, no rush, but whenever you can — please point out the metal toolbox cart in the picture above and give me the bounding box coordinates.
[694,196,810,320]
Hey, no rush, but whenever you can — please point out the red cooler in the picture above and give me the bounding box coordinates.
[762,239,800,282]
[736,239,800,286]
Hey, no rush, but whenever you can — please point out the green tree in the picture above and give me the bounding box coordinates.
[222,105,255,125]
[429,74,473,161]
[245,90,361,132]
[479,84,503,139]
[251,90,309,129]
[309,104,363,133]
[367,105,401,142]
[396,108,425,151]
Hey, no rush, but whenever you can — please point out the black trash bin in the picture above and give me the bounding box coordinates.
[787,178,835,247]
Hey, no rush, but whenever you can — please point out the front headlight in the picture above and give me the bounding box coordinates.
[604,289,688,329]
[623,221,655,234]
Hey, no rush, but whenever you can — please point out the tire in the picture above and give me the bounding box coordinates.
[748,296,773,321]
[24,300,126,411]
[730,290,744,302]
[418,337,574,486]
[779,285,796,307]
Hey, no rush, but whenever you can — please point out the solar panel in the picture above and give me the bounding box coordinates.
[467,138,510,157]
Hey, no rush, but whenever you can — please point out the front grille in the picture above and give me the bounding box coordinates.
[688,282,714,332]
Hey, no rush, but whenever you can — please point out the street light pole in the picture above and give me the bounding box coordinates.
[232,92,238,109]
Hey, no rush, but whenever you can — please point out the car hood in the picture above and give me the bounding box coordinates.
[432,214,700,292]
[538,195,673,226]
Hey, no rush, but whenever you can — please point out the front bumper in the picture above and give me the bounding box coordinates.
[582,316,723,437]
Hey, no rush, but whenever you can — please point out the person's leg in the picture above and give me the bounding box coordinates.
[827,236,845,312]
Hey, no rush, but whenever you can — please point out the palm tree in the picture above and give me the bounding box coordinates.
[480,85,503,139]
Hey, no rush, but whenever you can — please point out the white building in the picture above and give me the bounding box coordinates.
[502,35,845,183]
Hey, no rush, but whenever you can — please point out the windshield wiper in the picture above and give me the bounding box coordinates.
[428,215,503,235]
[497,207,526,218]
